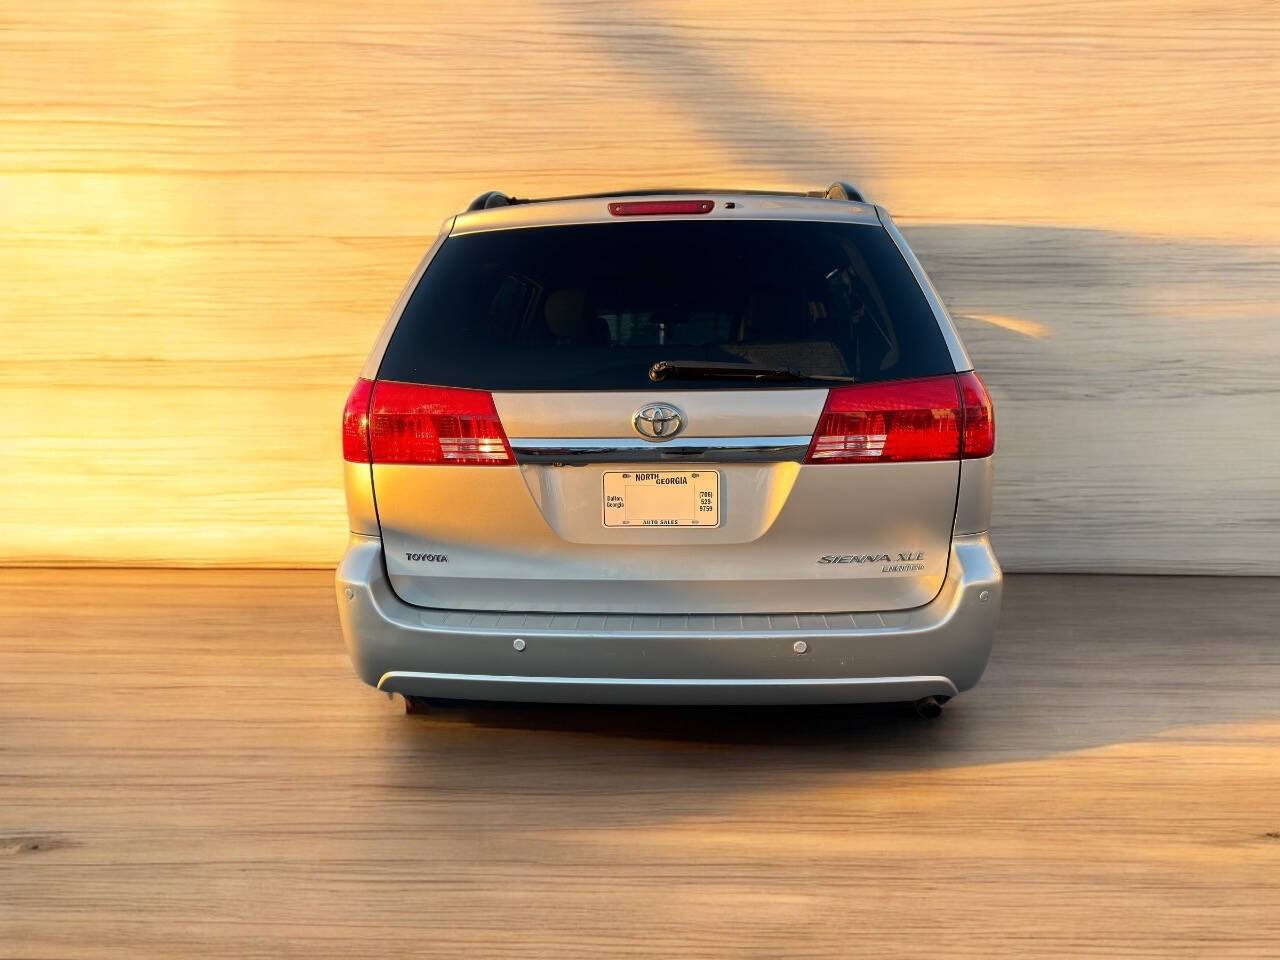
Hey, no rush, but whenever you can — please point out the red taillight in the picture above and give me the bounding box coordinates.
[805,373,995,464]
[342,377,374,463]
[608,199,715,216]
[367,381,514,465]
[957,371,995,458]
[806,375,962,464]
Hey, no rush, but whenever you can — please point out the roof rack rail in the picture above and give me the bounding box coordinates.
[463,182,867,209]
[467,190,511,211]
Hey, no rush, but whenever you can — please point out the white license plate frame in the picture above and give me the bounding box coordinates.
[602,470,721,528]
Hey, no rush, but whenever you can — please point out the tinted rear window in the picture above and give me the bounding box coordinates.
[380,219,953,390]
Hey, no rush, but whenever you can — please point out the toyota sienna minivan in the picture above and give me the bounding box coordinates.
[336,183,1001,718]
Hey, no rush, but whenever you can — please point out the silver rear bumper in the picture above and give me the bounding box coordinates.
[335,533,1001,705]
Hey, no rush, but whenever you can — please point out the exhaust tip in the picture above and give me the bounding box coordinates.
[914,695,944,720]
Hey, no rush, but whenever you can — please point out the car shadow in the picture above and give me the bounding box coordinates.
[383,574,1280,774]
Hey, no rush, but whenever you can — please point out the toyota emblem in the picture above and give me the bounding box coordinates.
[632,403,686,441]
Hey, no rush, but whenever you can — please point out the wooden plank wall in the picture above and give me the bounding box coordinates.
[3,1,1278,571]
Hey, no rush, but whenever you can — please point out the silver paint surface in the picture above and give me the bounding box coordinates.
[336,532,1000,704]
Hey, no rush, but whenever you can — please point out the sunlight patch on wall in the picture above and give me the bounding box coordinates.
[962,313,1051,340]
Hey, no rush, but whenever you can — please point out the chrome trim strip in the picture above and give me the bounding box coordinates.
[510,435,811,464]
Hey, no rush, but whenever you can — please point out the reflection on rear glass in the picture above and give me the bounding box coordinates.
[380,220,951,390]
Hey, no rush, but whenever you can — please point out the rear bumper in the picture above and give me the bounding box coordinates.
[335,533,1001,705]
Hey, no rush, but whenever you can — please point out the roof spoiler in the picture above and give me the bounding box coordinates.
[466,180,867,211]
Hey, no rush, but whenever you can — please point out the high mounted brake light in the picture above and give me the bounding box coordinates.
[354,381,514,466]
[608,200,715,216]
[805,373,995,464]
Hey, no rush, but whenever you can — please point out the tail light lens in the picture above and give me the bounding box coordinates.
[806,375,962,463]
[805,372,996,464]
[957,371,995,458]
[342,378,374,463]
[366,381,514,465]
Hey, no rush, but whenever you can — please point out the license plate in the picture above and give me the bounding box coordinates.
[603,470,720,527]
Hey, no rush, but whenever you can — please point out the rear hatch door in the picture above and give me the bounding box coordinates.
[369,213,962,614]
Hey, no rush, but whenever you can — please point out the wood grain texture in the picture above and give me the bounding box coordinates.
[1,569,1278,957]
[2,0,1278,570]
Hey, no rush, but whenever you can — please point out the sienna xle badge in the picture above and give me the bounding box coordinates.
[336,182,1001,718]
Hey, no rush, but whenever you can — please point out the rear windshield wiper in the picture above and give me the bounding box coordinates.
[649,360,856,384]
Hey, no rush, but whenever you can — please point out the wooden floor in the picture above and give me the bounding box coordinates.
[2,570,1278,958]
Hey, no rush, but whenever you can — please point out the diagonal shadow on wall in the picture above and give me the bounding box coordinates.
[553,0,876,178]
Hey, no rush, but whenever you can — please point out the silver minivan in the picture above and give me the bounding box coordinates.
[336,184,1001,718]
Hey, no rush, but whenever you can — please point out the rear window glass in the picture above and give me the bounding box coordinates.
[379,219,953,390]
